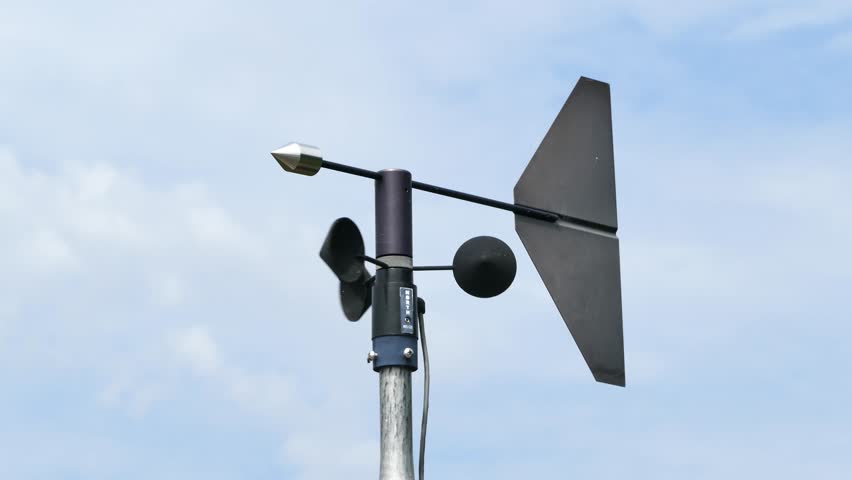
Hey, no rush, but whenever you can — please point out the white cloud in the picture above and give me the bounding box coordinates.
[0,429,130,478]
[730,1,852,39]
[98,376,166,418]
[0,146,286,288]
[151,272,185,306]
[753,164,852,224]
[0,144,371,477]
[617,0,764,35]
[166,324,303,424]
[164,324,378,478]
[187,205,266,258]
[22,229,79,271]
[281,433,377,480]
[169,325,223,376]
[828,30,852,51]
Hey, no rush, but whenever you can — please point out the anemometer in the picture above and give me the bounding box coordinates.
[271,76,624,480]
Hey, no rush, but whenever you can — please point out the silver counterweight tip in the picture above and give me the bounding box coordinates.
[271,142,323,176]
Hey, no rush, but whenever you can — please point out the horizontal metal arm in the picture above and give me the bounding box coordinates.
[412,265,453,271]
[322,160,380,180]
[320,160,559,223]
[410,180,558,222]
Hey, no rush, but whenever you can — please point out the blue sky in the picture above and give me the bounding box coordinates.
[2,1,851,478]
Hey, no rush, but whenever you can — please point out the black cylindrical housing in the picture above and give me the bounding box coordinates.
[375,169,413,257]
[372,267,417,338]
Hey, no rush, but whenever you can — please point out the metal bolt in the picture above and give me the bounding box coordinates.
[403,347,414,359]
[367,351,379,363]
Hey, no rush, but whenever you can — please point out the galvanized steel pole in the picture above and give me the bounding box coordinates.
[379,367,414,479]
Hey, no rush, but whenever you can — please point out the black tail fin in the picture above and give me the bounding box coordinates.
[514,77,624,386]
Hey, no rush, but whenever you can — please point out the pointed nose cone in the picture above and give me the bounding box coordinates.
[271,143,323,176]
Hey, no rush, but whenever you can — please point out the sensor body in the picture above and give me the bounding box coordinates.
[371,169,419,373]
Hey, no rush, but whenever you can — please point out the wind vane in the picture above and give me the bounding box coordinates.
[271,76,624,480]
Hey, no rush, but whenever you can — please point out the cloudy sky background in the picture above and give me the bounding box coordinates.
[2,1,851,478]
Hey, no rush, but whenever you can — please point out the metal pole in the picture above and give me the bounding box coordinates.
[380,367,414,479]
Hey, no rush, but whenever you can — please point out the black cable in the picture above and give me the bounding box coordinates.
[357,255,389,269]
[417,303,430,480]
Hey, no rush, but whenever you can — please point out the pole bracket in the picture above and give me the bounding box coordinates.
[371,335,418,372]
